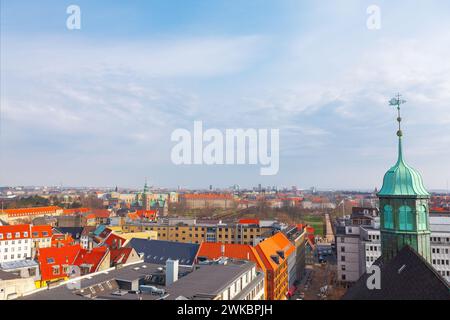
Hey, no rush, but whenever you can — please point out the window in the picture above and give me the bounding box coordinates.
[384,205,394,229]
[341,255,345,262]
[399,205,413,231]
[15,232,20,238]
[417,205,427,230]
[341,246,345,252]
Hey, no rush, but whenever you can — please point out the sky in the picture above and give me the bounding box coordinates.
[1,0,450,190]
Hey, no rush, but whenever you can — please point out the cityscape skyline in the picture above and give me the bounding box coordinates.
[1,0,450,189]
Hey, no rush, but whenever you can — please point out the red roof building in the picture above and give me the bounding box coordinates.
[0,224,31,240]
[73,247,109,274]
[109,247,135,266]
[37,244,82,285]
[197,242,264,270]
[238,218,260,225]
[103,233,126,249]
[63,208,90,215]
[3,206,62,219]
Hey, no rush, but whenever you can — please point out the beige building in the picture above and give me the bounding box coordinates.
[122,220,274,245]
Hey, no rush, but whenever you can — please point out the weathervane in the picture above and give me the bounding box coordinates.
[389,93,407,137]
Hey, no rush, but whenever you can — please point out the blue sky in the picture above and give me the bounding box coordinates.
[1,0,450,190]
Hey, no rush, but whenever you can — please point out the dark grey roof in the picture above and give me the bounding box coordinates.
[127,239,199,266]
[0,269,20,280]
[53,227,84,239]
[164,260,255,300]
[343,246,450,300]
[20,262,191,300]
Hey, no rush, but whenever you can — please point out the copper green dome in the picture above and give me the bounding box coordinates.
[378,138,430,197]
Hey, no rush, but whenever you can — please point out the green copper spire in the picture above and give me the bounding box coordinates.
[378,94,432,264]
[378,94,430,197]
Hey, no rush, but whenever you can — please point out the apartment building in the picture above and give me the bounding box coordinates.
[254,232,295,300]
[335,208,381,284]
[0,225,53,263]
[429,213,450,282]
[122,218,276,245]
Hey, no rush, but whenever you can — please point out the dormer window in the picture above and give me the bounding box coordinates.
[277,250,285,259]
[270,255,280,264]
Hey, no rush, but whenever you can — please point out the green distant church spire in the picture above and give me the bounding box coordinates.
[378,94,431,263]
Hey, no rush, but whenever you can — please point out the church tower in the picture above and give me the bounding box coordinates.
[142,178,151,210]
[377,94,431,263]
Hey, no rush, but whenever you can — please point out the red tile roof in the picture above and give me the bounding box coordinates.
[37,244,81,281]
[238,218,260,225]
[0,224,31,240]
[52,234,75,247]
[103,233,126,249]
[110,247,133,265]
[31,225,53,238]
[91,209,111,218]
[73,247,108,273]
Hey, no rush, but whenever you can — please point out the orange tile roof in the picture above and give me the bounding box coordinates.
[63,208,90,215]
[136,209,157,219]
[197,243,265,271]
[255,232,295,271]
[3,206,61,217]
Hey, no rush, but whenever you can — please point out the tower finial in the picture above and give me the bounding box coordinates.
[389,93,407,162]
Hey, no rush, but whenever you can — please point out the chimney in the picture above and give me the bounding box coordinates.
[166,259,179,286]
